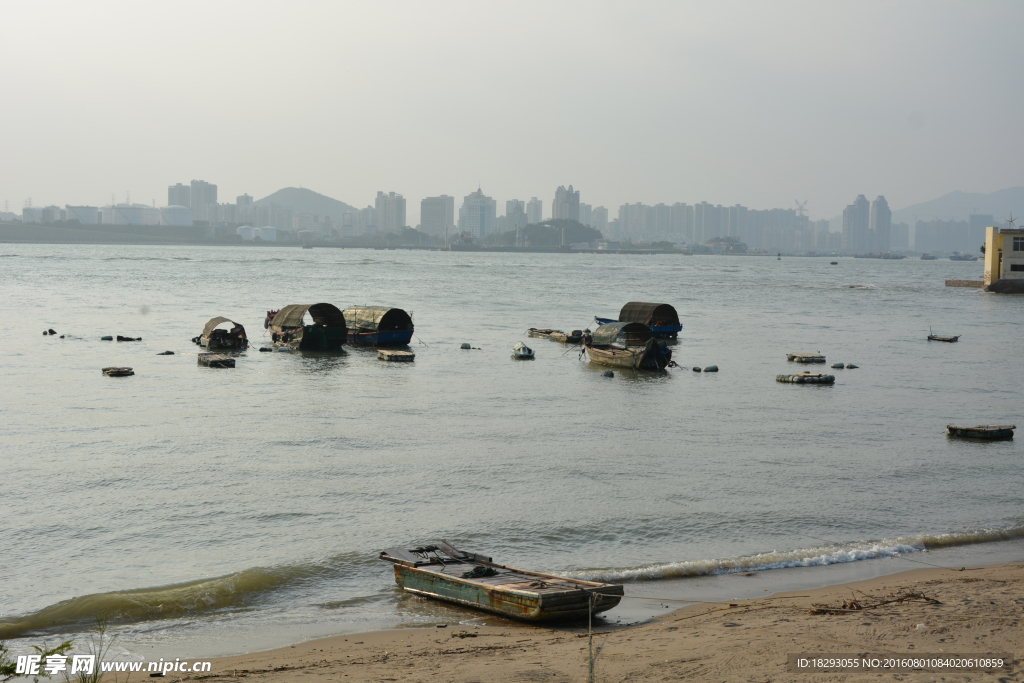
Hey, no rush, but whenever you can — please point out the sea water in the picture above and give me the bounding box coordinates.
[2,245,1022,657]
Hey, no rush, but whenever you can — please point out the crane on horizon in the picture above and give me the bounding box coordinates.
[795,200,808,217]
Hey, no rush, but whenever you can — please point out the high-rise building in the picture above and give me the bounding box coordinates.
[526,197,543,224]
[552,185,580,221]
[168,183,190,208]
[505,199,527,233]
[869,196,891,253]
[458,188,496,237]
[591,206,609,234]
[236,194,254,225]
[652,203,671,236]
[669,203,689,240]
[190,180,217,222]
[578,202,592,227]
[891,222,910,250]
[841,195,870,253]
[727,204,748,241]
[420,195,455,235]
[375,191,406,233]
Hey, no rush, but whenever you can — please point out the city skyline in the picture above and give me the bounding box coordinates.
[2,2,1022,227]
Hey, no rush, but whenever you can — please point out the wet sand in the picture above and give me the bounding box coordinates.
[187,561,1023,682]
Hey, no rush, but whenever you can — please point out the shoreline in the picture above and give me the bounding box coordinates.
[192,560,1024,682]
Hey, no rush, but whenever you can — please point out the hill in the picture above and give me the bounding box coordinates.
[891,187,1024,224]
[828,187,1024,231]
[254,187,356,220]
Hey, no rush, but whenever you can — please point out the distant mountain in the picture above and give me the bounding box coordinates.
[828,187,1024,231]
[254,187,357,220]
[891,187,1024,225]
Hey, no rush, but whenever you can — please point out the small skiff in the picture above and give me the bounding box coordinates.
[527,328,583,344]
[512,341,535,359]
[946,424,1015,440]
[380,542,623,622]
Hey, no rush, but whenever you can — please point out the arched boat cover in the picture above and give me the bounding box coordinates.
[271,303,347,330]
[203,316,246,338]
[343,306,413,333]
[590,321,653,346]
[618,302,680,327]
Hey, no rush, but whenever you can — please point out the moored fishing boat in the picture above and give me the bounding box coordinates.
[343,305,414,346]
[596,301,682,339]
[946,424,1015,440]
[583,322,672,371]
[195,317,248,350]
[265,303,347,351]
[526,328,583,344]
[380,541,623,622]
[512,341,535,359]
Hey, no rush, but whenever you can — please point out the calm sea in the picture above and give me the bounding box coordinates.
[2,245,1022,657]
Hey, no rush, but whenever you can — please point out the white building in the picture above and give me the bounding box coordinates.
[190,180,217,223]
[255,226,277,241]
[459,188,496,237]
[505,199,527,232]
[526,197,543,224]
[375,191,406,233]
[420,195,455,235]
[237,225,256,240]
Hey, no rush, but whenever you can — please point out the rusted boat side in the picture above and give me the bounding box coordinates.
[381,543,622,622]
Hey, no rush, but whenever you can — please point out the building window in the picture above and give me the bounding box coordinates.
[1014,237,1024,252]
[1011,264,1024,272]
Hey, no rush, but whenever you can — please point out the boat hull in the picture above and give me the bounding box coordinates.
[271,325,346,351]
[347,329,414,346]
[200,336,247,350]
[946,425,1015,440]
[584,342,669,371]
[393,564,621,621]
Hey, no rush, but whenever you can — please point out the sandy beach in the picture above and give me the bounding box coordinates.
[179,562,1024,682]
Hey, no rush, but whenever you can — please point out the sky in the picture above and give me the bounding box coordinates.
[2,0,1022,224]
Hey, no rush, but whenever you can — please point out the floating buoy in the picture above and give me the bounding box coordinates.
[101,336,113,341]
[692,366,701,372]
[846,363,858,369]
[602,370,614,378]
[703,365,718,372]
[259,347,272,352]
[156,351,174,355]
[831,363,844,369]
[460,343,472,349]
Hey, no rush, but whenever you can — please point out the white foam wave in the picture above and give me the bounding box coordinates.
[567,525,1024,583]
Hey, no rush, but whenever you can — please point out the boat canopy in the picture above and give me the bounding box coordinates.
[202,316,245,338]
[618,302,680,327]
[343,306,413,333]
[271,303,347,330]
[591,321,653,346]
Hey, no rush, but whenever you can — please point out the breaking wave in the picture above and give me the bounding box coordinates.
[567,525,1024,583]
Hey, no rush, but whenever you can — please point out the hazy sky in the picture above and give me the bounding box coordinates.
[2,1,1022,223]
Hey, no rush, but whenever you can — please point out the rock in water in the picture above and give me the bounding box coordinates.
[692,366,701,372]
[832,363,845,369]
[157,351,174,355]
[101,336,113,341]
[703,365,718,372]
[602,370,614,377]
[846,363,858,369]
[460,343,472,349]
[259,347,272,352]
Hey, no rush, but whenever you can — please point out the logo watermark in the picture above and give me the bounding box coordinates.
[16,656,212,676]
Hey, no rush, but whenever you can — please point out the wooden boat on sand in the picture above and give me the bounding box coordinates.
[527,328,583,344]
[380,541,623,622]
[266,303,347,351]
[583,322,672,371]
[946,424,1015,440]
